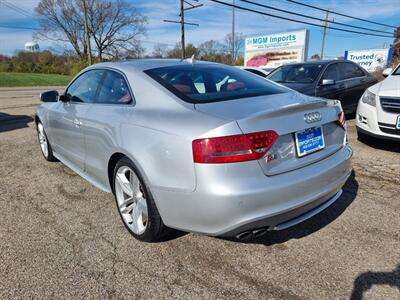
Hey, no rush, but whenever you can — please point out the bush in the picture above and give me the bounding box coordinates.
[0,51,87,76]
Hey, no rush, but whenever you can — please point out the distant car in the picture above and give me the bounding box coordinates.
[266,60,378,113]
[237,66,272,78]
[356,64,400,142]
[247,55,269,67]
[36,59,352,242]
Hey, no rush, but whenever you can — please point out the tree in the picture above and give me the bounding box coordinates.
[224,32,244,63]
[151,44,169,58]
[166,43,199,59]
[198,40,223,61]
[87,0,147,60]
[310,53,321,60]
[35,0,87,60]
[35,0,147,61]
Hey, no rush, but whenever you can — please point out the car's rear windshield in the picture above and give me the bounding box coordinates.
[267,64,324,83]
[144,64,287,103]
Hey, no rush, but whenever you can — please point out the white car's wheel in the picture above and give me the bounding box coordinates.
[37,122,57,162]
[113,157,169,242]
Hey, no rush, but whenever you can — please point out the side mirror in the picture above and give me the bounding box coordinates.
[321,79,335,86]
[382,67,392,77]
[40,90,59,102]
[59,94,69,102]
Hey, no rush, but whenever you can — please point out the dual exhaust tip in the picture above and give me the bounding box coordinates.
[235,227,270,240]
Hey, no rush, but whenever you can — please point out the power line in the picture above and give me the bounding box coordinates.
[209,0,394,38]
[0,24,39,30]
[240,0,393,35]
[0,0,34,18]
[3,0,33,16]
[286,0,397,29]
[164,0,203,59]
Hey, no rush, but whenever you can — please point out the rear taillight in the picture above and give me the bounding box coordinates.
[336,111,346,129]
[192,130,279,163]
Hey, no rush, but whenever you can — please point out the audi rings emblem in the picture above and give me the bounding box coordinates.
[304,112,322,124]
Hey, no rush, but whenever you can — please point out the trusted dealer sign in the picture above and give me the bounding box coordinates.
[344,48,393,72]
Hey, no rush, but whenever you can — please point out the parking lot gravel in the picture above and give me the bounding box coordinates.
[0,87,399,299]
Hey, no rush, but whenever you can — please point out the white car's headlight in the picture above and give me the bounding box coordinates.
[361,90,376,107]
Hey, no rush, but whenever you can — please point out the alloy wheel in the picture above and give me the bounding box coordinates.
[115,166,148,235]
[37,123,48,158]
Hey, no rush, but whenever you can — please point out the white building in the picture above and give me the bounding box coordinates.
[24,42,40,52]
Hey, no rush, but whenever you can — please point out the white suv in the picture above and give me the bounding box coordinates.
[356,64,400,141]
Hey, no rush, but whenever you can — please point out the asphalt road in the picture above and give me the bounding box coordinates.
[0,87,399,299]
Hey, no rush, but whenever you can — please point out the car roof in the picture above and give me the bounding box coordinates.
[90,58,219,73]
[278,60,348,67]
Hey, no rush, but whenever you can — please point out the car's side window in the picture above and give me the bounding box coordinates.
[268,68,284,82]
[321,64,339,81]
[65,70,105,103]
[353,65,366,77]
[338,63,365,80]
[96,70,133,104]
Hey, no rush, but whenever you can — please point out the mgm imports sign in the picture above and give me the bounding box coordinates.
[244,30,309,69]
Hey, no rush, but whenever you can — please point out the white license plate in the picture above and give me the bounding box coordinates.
[295,126,325,157]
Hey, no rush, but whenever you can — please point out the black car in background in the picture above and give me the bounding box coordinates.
[266,60,378,113]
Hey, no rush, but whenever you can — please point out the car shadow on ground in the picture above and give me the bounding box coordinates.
[224,171,359,246]
[0,112,34,133]
[350,264,400,300]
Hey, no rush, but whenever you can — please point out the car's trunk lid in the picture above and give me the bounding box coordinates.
[195,92,345,175]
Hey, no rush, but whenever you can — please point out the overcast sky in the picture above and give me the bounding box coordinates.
[0,0,399,58]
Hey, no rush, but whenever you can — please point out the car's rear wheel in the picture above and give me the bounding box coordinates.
[37,122,57,162]
[113,157,168,242]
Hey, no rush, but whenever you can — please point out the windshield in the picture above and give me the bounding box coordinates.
[267,64,324,83]
[144,64,288,104]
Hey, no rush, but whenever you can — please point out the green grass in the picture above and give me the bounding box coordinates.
[0,72,73,87]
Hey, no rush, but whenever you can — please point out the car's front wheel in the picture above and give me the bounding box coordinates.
[37,122,57,162]
[113,157,168,242]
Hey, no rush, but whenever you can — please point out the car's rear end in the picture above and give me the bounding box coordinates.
[145,62,352,237]
[189,95,351,236]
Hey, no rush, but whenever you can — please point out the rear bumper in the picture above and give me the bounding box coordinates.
[152,145,353,236]
[224,189,343,237]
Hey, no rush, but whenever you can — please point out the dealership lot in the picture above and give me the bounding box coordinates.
[0,87,399,299]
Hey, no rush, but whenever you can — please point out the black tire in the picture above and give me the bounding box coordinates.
[113,157,169,242]
[37,121,57,162]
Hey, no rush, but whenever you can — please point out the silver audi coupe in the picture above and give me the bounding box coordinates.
[36,59,352,242]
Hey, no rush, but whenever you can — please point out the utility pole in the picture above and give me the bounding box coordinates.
[320,10,329,60]
[164,1,202,60]
[231,0,235,64]
[180,0,185,59]
[82,0,92,65]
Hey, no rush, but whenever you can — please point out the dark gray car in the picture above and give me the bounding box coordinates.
[267,60,378,114]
